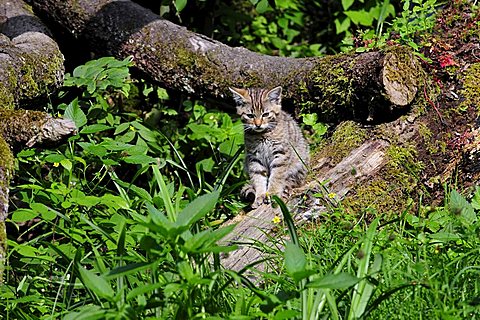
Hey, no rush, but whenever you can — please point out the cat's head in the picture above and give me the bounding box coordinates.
[229,86,282,133]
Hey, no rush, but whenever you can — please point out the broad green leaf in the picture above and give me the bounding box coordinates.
[114,122,131,135]
[31,202,70,222]
[79,143,108,157]
[308,272,360,289]
[182,224,235,253]
[196,158,215,173]
[449,190,477,225]
[80,124,111,134]
[64,98,87,128]
[122,154,156,165]
[100,194,130,210]
[99,140,133,151]
[429,232,461,242]
[345,10,374,26]
[176,190,220,227]
[256,0,270,13]
[284,241,306,282]
[146,203,177,235]
[219,138,241,156]
[177,261,194,281]
[471,187,480,210]
[11,209,37,222]
[303,113,318,126]
[60,159,73,171]
[64,305,107,320]
[334,17,351,34]
[174,0,187,12]
[17,149,35,157]
[15,245,37,257]
[342,0,355,10]
[77,265,115,300]
[71,195,100,207]
[449,189,469,214]
[44,154,66,163]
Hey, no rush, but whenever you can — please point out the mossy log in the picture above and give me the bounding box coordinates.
[31,0,421,122]
[0,0,64,109]
[0,109,76,150]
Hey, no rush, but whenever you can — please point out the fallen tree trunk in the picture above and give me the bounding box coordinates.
[31,0,421,122]
[0,0,64,109]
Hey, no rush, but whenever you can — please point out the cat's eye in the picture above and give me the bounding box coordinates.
[262,112,270,118]
[245,114,255,119]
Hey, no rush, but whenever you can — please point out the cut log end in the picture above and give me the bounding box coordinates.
[382,49,422,106]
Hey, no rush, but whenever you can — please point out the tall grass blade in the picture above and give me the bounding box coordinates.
[272,195,299,245]
[349,218,380,319]
[151,165,176,221]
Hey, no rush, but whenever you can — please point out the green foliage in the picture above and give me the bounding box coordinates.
[3,5,480,311]
[346,0,439,52]
[301,113,328,147]
[64,56,133,97]
[388,0,438,50]
[240,0,324,57]
[1,57,245,318]
[335,0,396,49]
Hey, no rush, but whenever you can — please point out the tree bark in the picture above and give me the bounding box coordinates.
[0,0,64,109]
[30,0,421,122]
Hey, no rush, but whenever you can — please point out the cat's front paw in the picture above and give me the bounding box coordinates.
[251,194,267,209]
[241,184,256,203]
[251,193,272,208]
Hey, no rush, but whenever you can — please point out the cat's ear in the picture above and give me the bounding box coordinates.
[229,87,248,106]
[266,86,282,105]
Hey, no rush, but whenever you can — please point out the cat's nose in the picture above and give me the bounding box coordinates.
[254,118,262,127]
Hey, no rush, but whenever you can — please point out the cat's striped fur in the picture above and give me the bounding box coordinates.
[229,86,309,208]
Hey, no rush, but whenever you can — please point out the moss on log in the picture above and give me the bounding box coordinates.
[0,0,64,109]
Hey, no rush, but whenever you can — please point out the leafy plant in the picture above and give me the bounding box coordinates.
[1,57,247,318]
[239,0,325,57]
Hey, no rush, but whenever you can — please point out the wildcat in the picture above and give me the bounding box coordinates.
[229,86,309,208]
